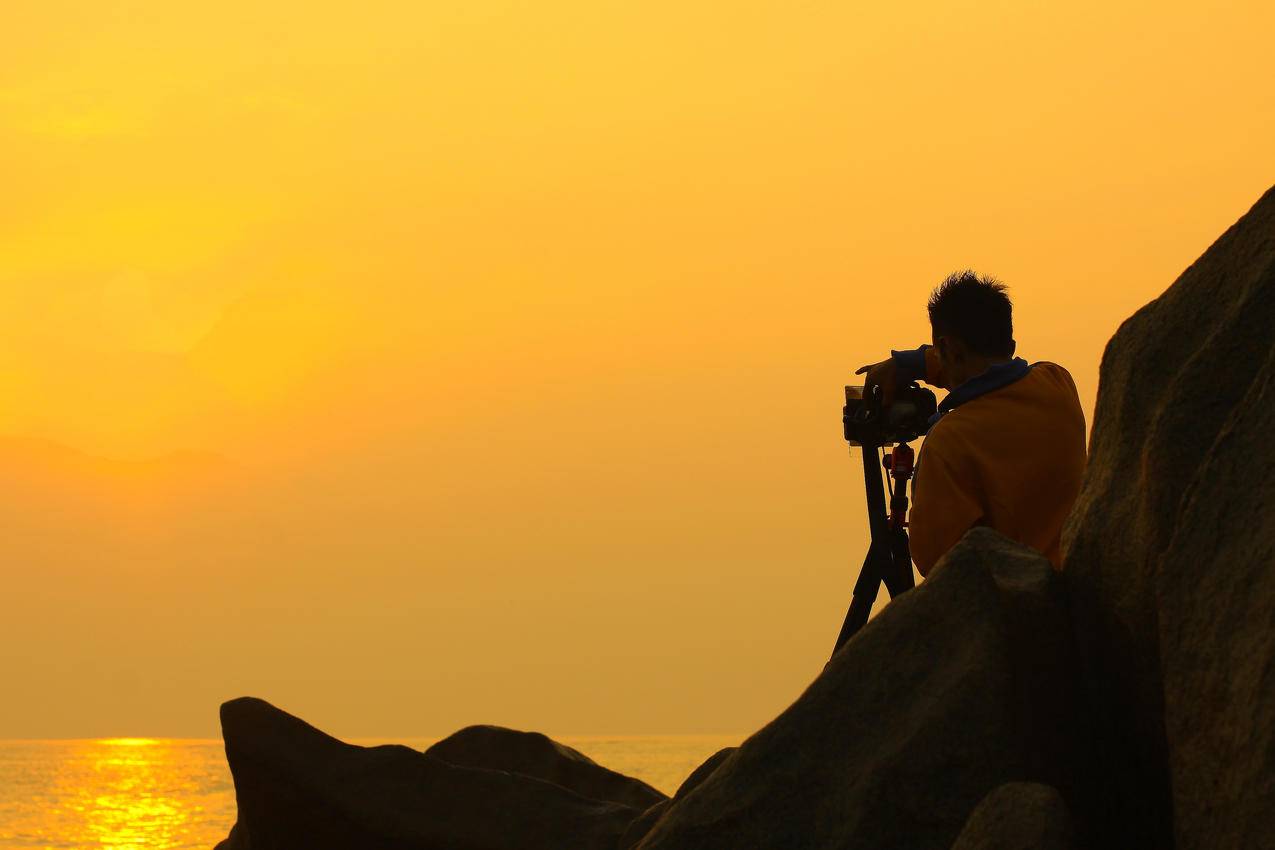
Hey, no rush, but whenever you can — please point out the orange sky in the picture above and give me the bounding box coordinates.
[2,0,1272,738]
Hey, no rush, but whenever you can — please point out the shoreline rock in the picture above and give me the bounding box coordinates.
[425,724,666,811]
[216,697,642,850]
[634,528,1077,850]
[1062,184,1275,849]
[950,782,1075,850]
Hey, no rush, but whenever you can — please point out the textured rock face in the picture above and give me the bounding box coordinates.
[1062,186,1275,849]
[215,697,641,850]
[634,528,1080,850]
[1158,345,1275,850]
[949,782,1075,850]
[425,724,666,811]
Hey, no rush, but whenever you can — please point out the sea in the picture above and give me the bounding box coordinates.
[0,735,742,849]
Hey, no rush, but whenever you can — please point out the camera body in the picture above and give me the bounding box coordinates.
[843,383,937,446]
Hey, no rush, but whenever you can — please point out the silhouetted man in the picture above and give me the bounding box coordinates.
[856,271,1087,575]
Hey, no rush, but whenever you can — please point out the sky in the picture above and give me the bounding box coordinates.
[1,0,1272,739]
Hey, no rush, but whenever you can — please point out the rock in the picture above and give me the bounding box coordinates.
[1154,257,1275,842]
[621,800,670,849]
[634,528,1081,850]
[670,746,738,799]
[425,724,666,810]
[619,747,739,849]
[1062,185,1275,849]
[212,822,244,850]
[950,782,1075,850]
[215,696,643,850]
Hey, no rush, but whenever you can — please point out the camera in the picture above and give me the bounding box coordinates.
[843,383,937,446]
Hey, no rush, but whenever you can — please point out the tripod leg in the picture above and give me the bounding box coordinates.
[831,538,896,657]
[831,445,896,659]
[882,527,916,598]
[832,592,873,658]
[832,550,879,655]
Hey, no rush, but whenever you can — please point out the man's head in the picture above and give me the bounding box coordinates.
[928,270,1015,385]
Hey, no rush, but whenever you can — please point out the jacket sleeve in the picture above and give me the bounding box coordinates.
[909,434,984,576]
[891,344,950,390]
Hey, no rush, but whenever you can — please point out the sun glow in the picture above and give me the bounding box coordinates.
[98,738,162,747]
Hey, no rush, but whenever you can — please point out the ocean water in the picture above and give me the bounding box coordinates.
[0,735,741,849]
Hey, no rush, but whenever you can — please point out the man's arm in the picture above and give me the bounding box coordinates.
[891,344,949,390]
[855,345,949,408]
[909,434,983,576]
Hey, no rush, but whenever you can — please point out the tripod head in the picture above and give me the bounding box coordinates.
[843,383,936,447]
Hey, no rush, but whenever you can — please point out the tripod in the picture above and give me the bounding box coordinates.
[830,440,918,657]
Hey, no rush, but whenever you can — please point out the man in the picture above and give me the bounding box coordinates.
[856,271,1086,576]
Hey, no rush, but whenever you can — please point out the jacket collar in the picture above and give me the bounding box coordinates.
[928,357,1032,430]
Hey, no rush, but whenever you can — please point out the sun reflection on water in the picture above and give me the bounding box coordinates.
[0,738,235,850]
[98,738,161,748]
[83,740,193,848]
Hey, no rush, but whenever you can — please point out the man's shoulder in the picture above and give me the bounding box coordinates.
[1027,361,1079,393]
[928,360,1079,439]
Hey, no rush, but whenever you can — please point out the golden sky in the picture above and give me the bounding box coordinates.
[2,0,1272,738]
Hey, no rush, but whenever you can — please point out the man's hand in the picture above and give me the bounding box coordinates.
[855,358,898,408]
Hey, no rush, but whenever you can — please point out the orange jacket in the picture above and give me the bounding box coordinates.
[893,345,1087,576]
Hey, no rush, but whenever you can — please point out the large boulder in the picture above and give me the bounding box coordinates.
[949,782,1075,850]
[1157,341,1275,849]
[1062,185,1275,849]
[425,724,666,810]
[214,697,643,850]
[633,527,1082,850]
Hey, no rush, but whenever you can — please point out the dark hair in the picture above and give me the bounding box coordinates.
[927,270,1014,358]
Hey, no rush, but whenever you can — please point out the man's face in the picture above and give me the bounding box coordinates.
[931,328,960,372]
[932,328,978,387]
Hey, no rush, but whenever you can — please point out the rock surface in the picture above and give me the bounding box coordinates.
[1157,362,1275,848]
[633,528,1079,850]
[215,697,641,850]
[1062,185,1275,849]
[424,724,666,811]
[949,782,1075,850]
